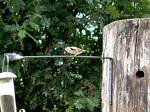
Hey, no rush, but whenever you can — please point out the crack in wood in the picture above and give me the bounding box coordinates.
[134,20,140,71]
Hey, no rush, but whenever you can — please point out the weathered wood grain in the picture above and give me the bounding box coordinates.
[0,95,16,112]
[102,18,150,112]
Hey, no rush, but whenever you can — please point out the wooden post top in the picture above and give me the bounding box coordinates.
[0,72,16,79]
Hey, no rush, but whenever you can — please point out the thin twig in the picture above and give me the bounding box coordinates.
[26,31,38,43]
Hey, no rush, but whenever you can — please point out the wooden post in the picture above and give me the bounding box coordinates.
[102,18,150,112]
[0,72,17,112]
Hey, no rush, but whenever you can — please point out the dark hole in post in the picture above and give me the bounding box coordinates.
[136,70,144,78]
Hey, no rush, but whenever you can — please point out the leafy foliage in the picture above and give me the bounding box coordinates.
[0,0,150,111]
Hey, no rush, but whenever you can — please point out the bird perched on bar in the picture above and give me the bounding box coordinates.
[64,47,86,56]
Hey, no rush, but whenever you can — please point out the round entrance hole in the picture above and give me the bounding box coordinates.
[136,70,144,78]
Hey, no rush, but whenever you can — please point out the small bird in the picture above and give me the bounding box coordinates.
[64,47,86,56]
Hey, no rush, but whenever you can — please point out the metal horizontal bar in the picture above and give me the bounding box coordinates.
[23,55,113,60]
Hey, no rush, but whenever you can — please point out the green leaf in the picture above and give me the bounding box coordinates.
[74,90,84,96]
[29,22,40,31]
[85,97,99,111]
[73,98,85,110]
[41,17,51,28]
[35,5,47,13]
[106,5,120,19]
[85,0,93,4]
[8,0,25,12]
[70,73,82,79]
[66,105,74,112]
[18,29,26,39]
[4,24,20,32]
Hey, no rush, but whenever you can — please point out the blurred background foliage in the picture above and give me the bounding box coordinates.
[0,0,149,111]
